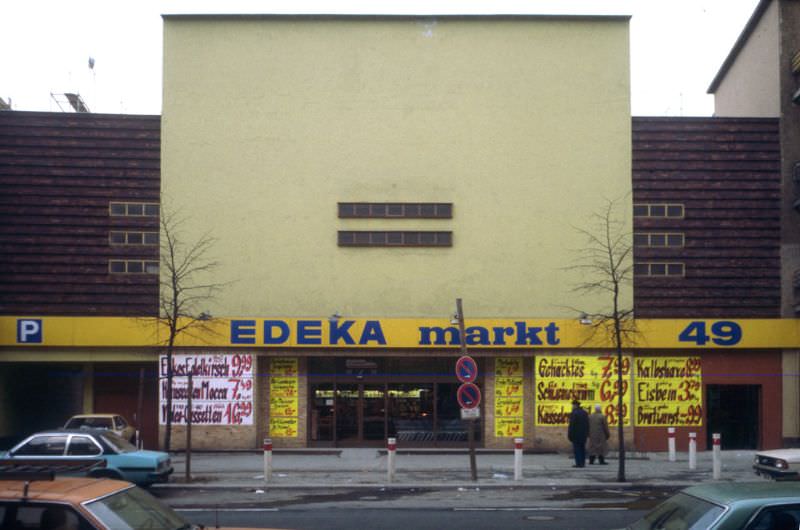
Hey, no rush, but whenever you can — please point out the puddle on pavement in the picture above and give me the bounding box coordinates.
[545,486,677,510]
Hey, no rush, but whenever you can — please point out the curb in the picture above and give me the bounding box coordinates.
[151,479,739,491]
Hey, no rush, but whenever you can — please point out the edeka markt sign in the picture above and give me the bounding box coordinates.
[230,319,562,347]
[5,317,800,349]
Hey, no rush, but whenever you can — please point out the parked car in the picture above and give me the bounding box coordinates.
[0,466,286,530]
[64,413,136,442]
[621,482,800,529]
[0,429,171,486]
[754,448,800,480]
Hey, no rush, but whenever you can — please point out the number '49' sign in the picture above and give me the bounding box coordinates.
[678,321,742,346]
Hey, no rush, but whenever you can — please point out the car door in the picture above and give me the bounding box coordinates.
[10,435,68,458]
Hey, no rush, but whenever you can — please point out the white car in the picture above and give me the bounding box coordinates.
[753,448,800,480]
[64,414,136,443]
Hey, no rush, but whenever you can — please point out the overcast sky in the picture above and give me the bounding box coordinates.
[0,0,760,116]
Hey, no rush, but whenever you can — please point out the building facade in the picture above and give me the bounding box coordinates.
[0,12,795,453]
[0,111,161,448]
[708,0,800,446]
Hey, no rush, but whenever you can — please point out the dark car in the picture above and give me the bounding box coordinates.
[0,429,171,486]
[622,482,800,530]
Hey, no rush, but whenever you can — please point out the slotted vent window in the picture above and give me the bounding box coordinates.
[338,203,452,219]
[338,231,452,247]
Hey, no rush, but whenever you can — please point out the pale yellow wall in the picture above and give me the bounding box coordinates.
[713,0,780,117]
[162,16,632,318]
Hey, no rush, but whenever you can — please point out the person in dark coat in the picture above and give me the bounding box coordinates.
[567,399,590,467]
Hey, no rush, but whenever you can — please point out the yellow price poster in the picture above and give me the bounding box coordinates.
[495,417,523,438]
[270,357,298,376]
[269,416,298,437]
[535,355,631,426]
[270,396,298,417]
[495,357,523,377]
[496,396,523,417]
[270,377,298,397]
[495,376,524,397]
[495,357,524,438]
[269,357,299,438]
[634,357,703,427]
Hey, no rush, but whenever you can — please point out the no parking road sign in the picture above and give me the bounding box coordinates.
[457,382,481,409]
[455,355,478,383]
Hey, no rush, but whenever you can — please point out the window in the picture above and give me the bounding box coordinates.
[109,231,159,246]
[338,202,453,219]
[109,260,159,274]
[634,262,685,277]
[634,232,685,247]
[109,202,159,217]
[338,231,452,247]
[9,505,91,530]
[66,435,102,456]
[746,506,800,530]
[13,435,67,456]
[633,203,684,218]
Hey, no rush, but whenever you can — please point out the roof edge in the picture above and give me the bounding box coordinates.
[707,0,773,94]
[161,13,631,22]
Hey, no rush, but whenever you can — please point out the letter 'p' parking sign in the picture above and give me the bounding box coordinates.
[17,319,42,343]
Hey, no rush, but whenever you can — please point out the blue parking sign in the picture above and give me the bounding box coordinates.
[17,319,42,343]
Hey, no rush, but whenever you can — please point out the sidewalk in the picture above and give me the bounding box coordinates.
[155,449,764,490]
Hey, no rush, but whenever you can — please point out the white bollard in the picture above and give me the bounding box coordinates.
[387,437,397,483]
[514,438,524,481]
[667,427,676,462]
[688,432,697,470]
[263,438,273,483]
[712,433,721,479]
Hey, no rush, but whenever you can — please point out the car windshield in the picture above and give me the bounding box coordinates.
[99,431,138,453]
[84,485,189,530]
[628,492,725,530]
[66,417,114,429]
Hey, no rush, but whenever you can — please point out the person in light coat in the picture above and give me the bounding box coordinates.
[588,404,610,465]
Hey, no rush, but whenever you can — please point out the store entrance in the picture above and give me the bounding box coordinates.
[308,357,481,447]
[706,384,760,450]
[335,384,387,444]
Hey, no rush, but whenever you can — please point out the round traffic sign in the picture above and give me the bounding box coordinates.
[457,382,482,409]
[455,355,478,383]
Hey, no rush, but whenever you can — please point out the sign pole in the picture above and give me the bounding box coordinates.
[456,298,478,481]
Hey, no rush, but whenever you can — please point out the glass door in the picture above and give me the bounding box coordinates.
[363,385,386,441]
[335,384,360,443]
[310,384,334,442]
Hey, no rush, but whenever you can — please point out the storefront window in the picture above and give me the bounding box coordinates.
[436,383,477,443]
[389,383,433,443]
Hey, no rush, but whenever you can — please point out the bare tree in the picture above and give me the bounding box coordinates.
[159,206,223,452]
[567,196,636,483]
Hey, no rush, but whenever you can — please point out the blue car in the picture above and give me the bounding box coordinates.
[0,429,172,486]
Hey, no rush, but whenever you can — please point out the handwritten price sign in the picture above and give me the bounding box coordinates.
[269,358,300,438]
[535,355,631,426]
[494,358,525,438]
[634,357,703,427]
[159,354,254,425]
